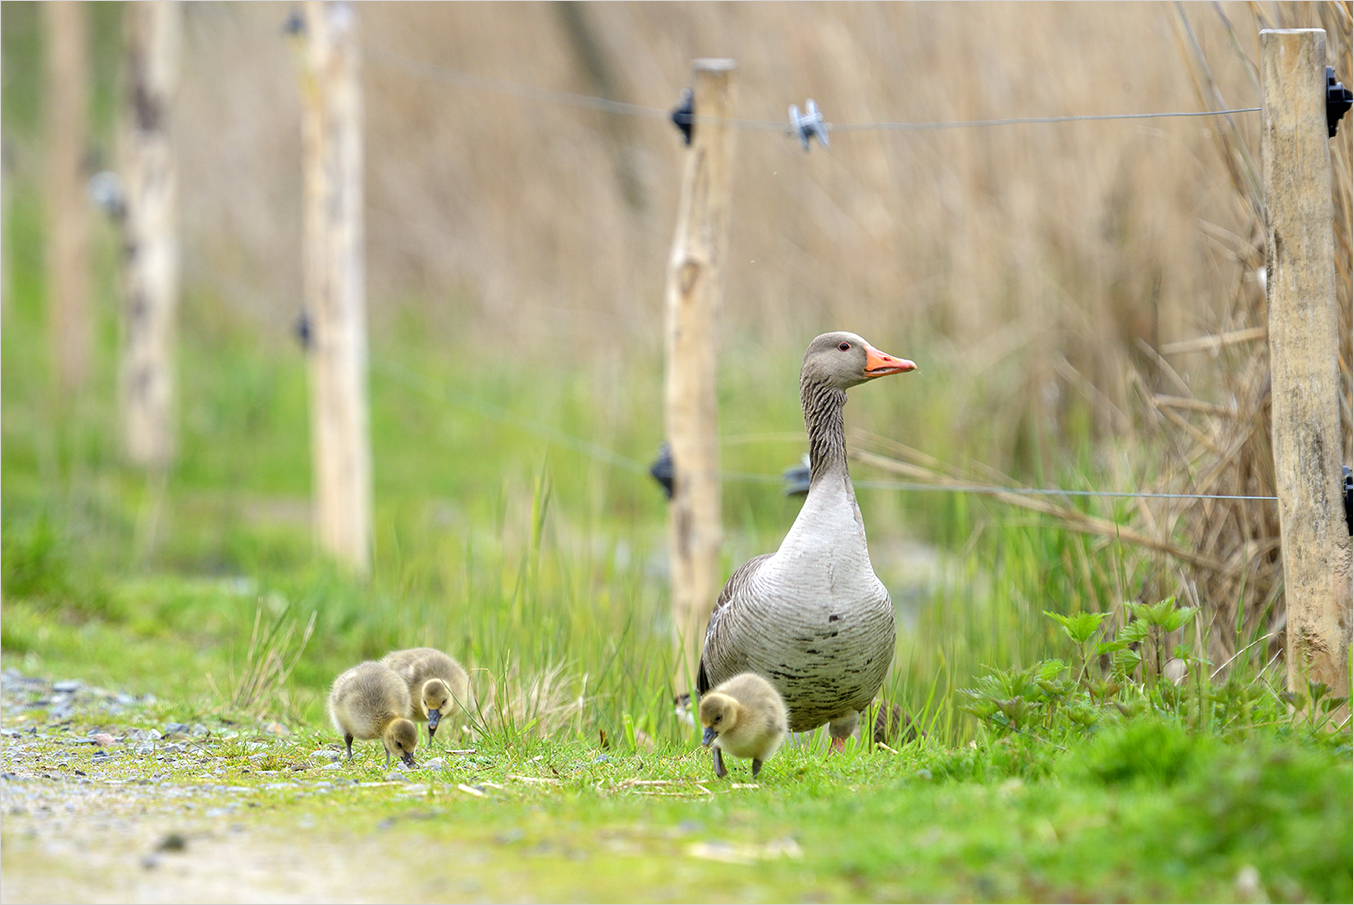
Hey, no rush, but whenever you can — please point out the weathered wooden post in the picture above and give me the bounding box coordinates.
[664,59,735,695]
[1259,29,1351,714]
[300,1,372,576]
[120,0,181,470]
[45,0,91,397]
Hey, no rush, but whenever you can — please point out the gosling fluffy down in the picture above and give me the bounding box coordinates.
[698,672,789,779]
[380,647,472,740]
[328,661,419,767]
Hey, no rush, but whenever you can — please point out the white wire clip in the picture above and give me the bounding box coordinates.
[788,99,829,151]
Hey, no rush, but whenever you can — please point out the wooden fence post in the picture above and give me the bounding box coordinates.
[120,0,181,470]
[1260,29,1351,713]
[45,0,91,398]
[301,1,372,576]
[664,59,735,695]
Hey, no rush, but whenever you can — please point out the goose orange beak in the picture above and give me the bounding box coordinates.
[864,345,917,377]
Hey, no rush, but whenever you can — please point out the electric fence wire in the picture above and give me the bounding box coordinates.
[371,355,1278,503]
[348,38,1276,505]
[363,45,1262,134]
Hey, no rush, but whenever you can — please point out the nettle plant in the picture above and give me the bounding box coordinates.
[956,596,1337,741]
[958,598,1201,740]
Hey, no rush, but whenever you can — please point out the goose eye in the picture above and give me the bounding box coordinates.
[837,341,851,351]
[714,715,722,723]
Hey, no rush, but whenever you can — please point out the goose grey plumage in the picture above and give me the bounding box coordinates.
[697,331,916,748]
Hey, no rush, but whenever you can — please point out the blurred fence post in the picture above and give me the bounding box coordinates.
[301,1,372,576]
[120,0,181,470]
[45,1,91,398]
[664,59,736,696]
[1259,28,1351,716]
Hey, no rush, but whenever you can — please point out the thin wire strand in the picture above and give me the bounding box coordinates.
[364,45,1260,134]
[372,355,1277,503]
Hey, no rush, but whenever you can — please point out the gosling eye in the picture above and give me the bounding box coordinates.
[713,715,722,724]
[837,341,851,352]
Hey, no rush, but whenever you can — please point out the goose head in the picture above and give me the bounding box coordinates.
[420,678,453,737]
[383,717,419,767]
[698,692,742,747]
[802,332,916,390]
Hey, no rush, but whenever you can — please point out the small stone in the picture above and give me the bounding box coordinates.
[134,742,155,757]
[164,723,190,736]
[189,724,210,737]
[157,833,188,852]
[417,757,445,771]
[311,749,341,763]
[52,680,82,693]
[91,733,115,747]
[384,772,407,783]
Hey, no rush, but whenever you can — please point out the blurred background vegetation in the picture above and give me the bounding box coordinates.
[1,2,1349,744]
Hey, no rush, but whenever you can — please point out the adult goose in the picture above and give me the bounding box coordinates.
[697,331,916,749]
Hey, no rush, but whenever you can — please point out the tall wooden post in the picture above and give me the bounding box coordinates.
[1260,29,1351,712]
[121,1,181,470]
[301,1,372,576]
[45,1,91,397]
[664,59,735,694]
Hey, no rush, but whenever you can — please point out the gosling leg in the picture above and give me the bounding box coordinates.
[712,747,728,779]
[751,758,763,778]
[344,734,355,761]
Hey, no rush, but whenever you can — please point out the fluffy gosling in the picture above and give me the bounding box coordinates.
[698,672,788,779]
[380,647,471,741]
[327,661,419,767]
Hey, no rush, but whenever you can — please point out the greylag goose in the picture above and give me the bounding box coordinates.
[380,647,471,740]
[699,671,789,778]
[697,331,916,749]
[327,661,419,767]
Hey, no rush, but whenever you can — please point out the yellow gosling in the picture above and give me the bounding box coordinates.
[381,647,472,741]
[327,661,419,768]
[698,672,789,779]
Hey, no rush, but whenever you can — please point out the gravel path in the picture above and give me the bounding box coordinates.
[0,670,422,904]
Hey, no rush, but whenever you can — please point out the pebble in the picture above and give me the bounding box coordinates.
[52,681,82,694]
[310,749,341,763]
[384,772,407,783]
[164,723,191,736]
[134,742,155,757]
[417,757,446,771]
[189,724,209,737]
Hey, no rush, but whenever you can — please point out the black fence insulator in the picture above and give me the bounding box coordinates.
[651,442,674,499]
[283,9,305,36]
[671,88,694,146]
[1343,465,1351,536]
[782,455,811,497]
[294,309,312,351]
[1327,66,1352,137]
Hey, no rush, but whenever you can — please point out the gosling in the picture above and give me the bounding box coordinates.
[380,647,471,741]
[698,672,788,779]
[327,661,419,768]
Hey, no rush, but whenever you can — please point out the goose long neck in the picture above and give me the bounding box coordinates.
[801,378,850,484]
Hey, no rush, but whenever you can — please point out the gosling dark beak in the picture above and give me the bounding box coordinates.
[401,751,417,768]
[427,710,441,737]
[702,726,716,748]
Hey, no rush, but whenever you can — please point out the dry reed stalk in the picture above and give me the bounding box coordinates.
[1122,2,1352,668]
[467,660,588,740]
